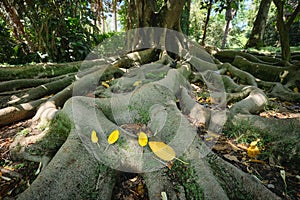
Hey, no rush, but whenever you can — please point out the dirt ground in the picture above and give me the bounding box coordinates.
[0,102,299,200]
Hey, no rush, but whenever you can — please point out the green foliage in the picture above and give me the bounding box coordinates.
[168,161,204,200]
[181,0,191,36]
[0,0,120,64]
[223,120,267,145]
[92,32,124,57]
[29,111,72,156]
[0,18,14,63]
[0,18,37,64]
[128,104,150,124]
[17,128,30,136]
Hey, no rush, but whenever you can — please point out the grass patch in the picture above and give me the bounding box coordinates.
[167,161,204,200]
[223,120,274,161]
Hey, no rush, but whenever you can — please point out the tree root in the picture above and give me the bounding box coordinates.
[5,47,296,199]
[0,73,74,93]
[229,87,268,115]
[231,56,297,82]
[17,129,116,200]
[0,98,48,127]
[0,59,110,81]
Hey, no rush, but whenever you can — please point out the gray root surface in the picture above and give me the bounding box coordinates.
[16,54,283,199]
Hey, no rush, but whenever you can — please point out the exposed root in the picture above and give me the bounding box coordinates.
[0,98,48,127]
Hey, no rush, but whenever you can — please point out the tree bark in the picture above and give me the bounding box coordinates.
[273,0,300,61]
[201,0,213,46]
[134,0,185,30]
[113,0,117,32]
[245,0,272,48]
[221,4,236,49]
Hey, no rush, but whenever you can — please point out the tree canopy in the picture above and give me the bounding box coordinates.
[0,0,300,63]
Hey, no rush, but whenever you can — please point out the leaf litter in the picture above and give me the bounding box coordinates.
[1,100,300,199]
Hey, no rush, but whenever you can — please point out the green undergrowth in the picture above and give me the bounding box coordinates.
[28,111,73,156]
[223,119,299,167]
[167,161,204,200]
[223,120,272,160]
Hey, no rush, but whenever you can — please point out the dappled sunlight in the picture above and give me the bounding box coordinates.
[251,91,268,107]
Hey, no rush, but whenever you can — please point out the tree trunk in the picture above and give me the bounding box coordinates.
[273,0,300,61]
[277,22,291,62]
[135,0,185,30]
[245,0,272,48]
[221,20,231,49]
[113,0,117,32]
[221,5,236,49]
[126,0,133,30]
[201,0,213,46]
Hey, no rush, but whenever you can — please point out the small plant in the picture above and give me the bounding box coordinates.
[128,104,150,124]
[223,120,264,144]
[168,161,204,200]
[17,128,29,136]
[14,163,25,169]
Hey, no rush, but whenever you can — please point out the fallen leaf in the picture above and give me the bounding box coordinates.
[133,80,142,86]
[227,141,241,151]
[138,132,148,147]
[166,161,174,170]
[161,191,168,200]
[136,182,145,196]
[249,159,265,164]
[101,81,110,88]
[149,141,176,162]
[91,130,98,143]
[34,162,42,175]
[149,141,188,164]
[237,143,248,150]
[280,169,287,189]
[247,139,260,158]
[108,130,119,144]
[223,154,240,163]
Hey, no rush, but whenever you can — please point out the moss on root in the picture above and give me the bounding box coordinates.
[28,111,72,156]
[167,161,204,200]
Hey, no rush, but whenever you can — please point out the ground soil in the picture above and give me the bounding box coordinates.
[0,102,299,200]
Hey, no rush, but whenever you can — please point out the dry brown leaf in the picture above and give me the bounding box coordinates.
[223,154,240,163]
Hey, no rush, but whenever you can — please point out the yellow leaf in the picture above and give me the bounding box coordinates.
[91,130,98,143]
[149,141,176,161]
[138,132,148,147]
[108,129,119,144]
[149,141,189,164]
[247,139,260,158]
[133,80,142,86]
[102,82,110,88]
[294,87,299,93]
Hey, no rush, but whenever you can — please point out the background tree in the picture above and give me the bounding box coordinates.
[181,0,191,35]
[221,0,238,48]
[0,0,112,63]
[273,0,300,61]
[245,0,272,48]
[200,0,215,46]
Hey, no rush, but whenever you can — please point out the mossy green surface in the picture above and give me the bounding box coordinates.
[28,111,73,155]
[167,161,204,200]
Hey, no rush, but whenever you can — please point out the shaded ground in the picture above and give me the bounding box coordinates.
[0,99,299,199]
